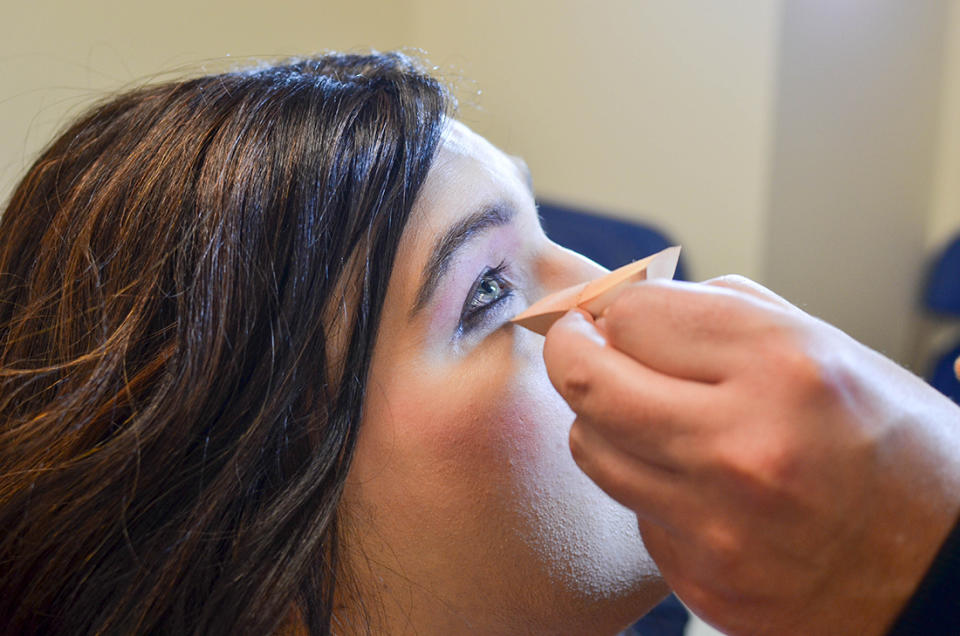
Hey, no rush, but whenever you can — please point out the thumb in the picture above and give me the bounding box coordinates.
[542,309,608,405]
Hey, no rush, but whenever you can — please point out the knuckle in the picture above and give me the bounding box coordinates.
[764,330,835,401]
[599,462,637,504]
[605,285,643,318]
[568,420,588,465]
[706,273,751,288]
[757,442,797,485]
[754,320,817,377]
[711,436,799,502]
[606,279,674,321]
[556,358,595,411]
[700,520,742,569]
[602,286,646,334]
[781,346,823,390]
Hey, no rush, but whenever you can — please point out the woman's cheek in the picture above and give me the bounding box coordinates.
[426,329,573,495]
[407,344,549,481]
[372,329,567,506]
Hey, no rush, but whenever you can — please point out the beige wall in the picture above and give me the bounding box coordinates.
[3,0,959,366]
[1,0,781,285]
[763,0,949,362]
[0,0,413,202]
[407,0,782,281]
[929,0,960,252]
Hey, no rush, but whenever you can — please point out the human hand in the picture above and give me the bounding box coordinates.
[543,276,960,635]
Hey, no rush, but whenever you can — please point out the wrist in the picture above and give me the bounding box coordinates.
[885,512,960,635]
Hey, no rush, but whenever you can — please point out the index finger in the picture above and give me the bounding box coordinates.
[598,280,792,382]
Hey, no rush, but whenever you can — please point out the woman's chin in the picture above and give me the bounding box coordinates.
[510,465,668,632]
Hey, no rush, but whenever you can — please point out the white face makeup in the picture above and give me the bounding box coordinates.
[340,120,666,635]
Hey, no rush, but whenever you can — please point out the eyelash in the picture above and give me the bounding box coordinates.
[459,261,514,333]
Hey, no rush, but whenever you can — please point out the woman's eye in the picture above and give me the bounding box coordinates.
[459,263,513,332]
[472,277,504,307]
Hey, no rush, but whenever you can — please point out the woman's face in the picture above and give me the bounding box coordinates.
[342,120,667,634]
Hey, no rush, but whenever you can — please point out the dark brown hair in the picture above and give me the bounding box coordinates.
[0,52,448,635]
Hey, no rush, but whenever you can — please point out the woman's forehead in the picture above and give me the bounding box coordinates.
[414,120,528,231]
[437,119,499,161]
[384,121,532,314]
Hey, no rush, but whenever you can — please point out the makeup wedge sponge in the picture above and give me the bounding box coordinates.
[510,245,682,335]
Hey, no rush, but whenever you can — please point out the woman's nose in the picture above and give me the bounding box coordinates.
[510,244,608,336]
[539,242,609,294]
[517,244,680,335]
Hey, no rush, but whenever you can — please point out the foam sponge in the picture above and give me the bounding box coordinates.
[510,246,681,335]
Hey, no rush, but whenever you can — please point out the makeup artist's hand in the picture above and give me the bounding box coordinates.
[543,276,960,636]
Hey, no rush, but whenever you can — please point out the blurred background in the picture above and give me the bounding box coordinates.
[3,1,960,633]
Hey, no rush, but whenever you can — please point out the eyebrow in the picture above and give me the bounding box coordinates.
[410,201,517,319]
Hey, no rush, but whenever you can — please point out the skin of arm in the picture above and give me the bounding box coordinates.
[542,275,960,635]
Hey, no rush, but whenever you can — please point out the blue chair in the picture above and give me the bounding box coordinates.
[930,342,960,404]
[924,234,960,316]
[538,200,689,636]
[538,201,687,280]
[923,233,960,403]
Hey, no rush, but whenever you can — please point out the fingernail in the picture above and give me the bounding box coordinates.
[595,315,608,334]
